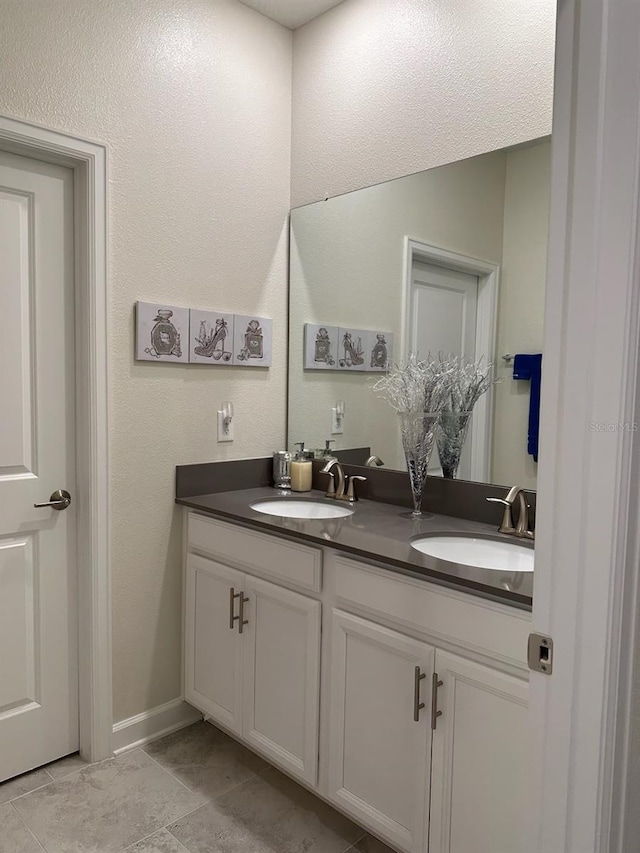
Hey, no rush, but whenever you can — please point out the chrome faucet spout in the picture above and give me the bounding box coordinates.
[486,485,534,540]
[365,455,384,467]
[320,458,346,499]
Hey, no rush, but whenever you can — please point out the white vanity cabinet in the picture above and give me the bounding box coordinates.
[428,651,529,853]
[185,514,322,786]
[240,573,321,784]
[183,511,532,853]
[324,553,531,853]
[327,609,435,853]
[185,554,244,735]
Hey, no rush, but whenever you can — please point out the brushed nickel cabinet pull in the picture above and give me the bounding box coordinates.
[238,593,249,634]
[431,672,444,730]
[414,665,426,721]
[229,587,241,630]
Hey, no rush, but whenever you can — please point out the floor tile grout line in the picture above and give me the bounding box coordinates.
[9,801,48,852]
[341,830,369,852]
[164,822,200,852]
[7,749,127,808]
[136,748,212,803]
[43,760,85,782]
[162,800,208,829]
[3,776,55,805]
[163,831,191,853]
[139,743,268,805]
[124,821,193,852]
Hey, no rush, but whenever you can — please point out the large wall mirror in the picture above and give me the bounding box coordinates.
[287,137,550,490]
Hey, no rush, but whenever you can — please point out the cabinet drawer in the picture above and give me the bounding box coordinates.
[187,512,322,593]
[330,554,530,670]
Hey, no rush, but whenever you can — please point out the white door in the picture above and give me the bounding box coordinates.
[241,575,321,786]
[184,555,244,735]
[409,261,478,479]
[429,650,529,853]
[0,151,77,782]
[327,610,434,853]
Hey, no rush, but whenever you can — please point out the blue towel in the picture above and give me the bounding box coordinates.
[513,354,542,462]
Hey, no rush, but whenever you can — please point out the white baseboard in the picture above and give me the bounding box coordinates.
[112,698,202,755]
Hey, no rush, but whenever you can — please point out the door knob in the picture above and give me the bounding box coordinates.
[34,489,71,510]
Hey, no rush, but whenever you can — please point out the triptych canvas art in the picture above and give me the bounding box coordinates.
[135,302,272,367]
[304,323,393,372]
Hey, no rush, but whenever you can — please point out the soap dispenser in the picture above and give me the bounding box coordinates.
[316,439,336,461]
[291,442,313,492]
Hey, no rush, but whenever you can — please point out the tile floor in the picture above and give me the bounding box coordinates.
[0,721,395,853]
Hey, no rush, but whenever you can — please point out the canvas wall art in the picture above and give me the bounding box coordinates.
[337,327,367,371]
[189,309,234,364]
[365,330,394,371]
[303,322,393,372]
[136,302,189,363]
[304,324,339,370]
[233,315,273,367]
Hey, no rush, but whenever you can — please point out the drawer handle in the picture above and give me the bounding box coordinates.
[229,587,241,630]
[238,593,249,634]
[413,666,426,721]
[431,672,444,730]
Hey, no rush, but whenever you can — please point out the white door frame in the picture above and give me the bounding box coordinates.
[528,1,640,851]
[402,238,499,482]
[0,115,111,763]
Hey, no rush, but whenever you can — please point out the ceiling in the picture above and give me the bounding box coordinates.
[238,0,346,30]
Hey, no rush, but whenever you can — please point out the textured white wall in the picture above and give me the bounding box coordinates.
[0,0,556,725]
[0,0,292,722]
[289,151,507,469]
[291,0,556,207]
[492,141,551,489]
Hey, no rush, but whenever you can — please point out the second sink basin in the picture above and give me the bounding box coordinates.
[411,535,534,572]
[251,499,354,519]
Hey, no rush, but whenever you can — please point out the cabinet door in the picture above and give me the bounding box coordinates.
[241,575,321,786]
[185,554,244,735]
[328,609,434,853]
[429,650,529,853]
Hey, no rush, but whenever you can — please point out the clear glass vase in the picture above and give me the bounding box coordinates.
[399,411,440,517]
[436,410,473,479]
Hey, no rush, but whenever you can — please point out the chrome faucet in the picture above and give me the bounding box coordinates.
[486,486,534,540]
[321,458,346,499]
[365,455,384,467]
[320,459,367,503]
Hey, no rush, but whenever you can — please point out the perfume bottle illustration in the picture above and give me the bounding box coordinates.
[146,309,182,358]
[314,327,335,365]
[194,317,232,361]
[370,333,388,368]
[237,319,264,361]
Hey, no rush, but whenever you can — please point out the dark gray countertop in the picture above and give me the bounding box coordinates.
[176,488,533,610]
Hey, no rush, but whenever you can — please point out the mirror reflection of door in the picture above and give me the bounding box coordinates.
[409,261,479,479]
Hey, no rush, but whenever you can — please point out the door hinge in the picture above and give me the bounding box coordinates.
[528,633,553,674]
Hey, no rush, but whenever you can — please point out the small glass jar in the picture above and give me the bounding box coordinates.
[272,451,292,490]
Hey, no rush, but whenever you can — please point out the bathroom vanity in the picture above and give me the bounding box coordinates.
[178,487,532,853]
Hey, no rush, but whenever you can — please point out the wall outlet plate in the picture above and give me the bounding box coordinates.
[331,407,344,435]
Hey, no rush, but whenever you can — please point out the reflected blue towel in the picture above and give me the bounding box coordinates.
[513,354,542,462]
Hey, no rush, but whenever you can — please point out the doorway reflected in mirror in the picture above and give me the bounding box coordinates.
[288,136,550,490]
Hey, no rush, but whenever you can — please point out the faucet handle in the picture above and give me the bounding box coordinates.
[486,496,517,534]
[345,475,367,503]
[322,470,336,498]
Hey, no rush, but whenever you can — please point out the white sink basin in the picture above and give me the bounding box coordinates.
[251,499,354,519]
[411,535,534,572]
